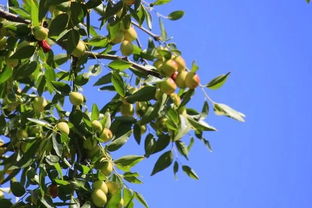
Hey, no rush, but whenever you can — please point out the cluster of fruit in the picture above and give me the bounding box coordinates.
[91,180,123,207]
[110,25,138,57]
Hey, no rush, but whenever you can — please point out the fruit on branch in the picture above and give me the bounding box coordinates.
[159,78,177,95]
[92,120,103,132]
[100,128,113,142]
[120,40,134,56]
[160,59,178,77]
[174,55,186,72]
[56,122,70,135]
[32,26,49,41]
[175,70,187,88]
[123,0,136,5]
[171,71,178,81]
[91,189,107,207]
[93,181,108,194]
[69,92,84,105]
[100,161,113,176]
[110,31,124,44]
[33,96,48,113]
[120,102,134,117]
[48,184,58,198]
[124,26,137,41]
[38,40,51,53]
[71,40,86,57]
[185,72,200,89]
[106,181,120,195]
[170,93,181,106]
[16,129,28,139]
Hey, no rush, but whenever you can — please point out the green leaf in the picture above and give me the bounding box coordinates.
[175,141,189,160]
[29,0,39,26]
[0,199,12,207]
[108,60,132,70]
[206,72,230,90]
[124,172,143,184]
[187,117,217,131]
[91,104,99,120]
[151,151,173,176]
[173,161,179,177]
[159,17,167,41]
[85,0,102,8]
[39,0,49,21]
[134,192,149,208]
[152,0,172,5]
[107,130,132,151]
[168,10,184,21]
[111,72,125,97]
[0,67,13,84]
[10,181,25,197]
[94,73,112,86]
[27,118,51,127]
[214,103,246,122]
[51,81,71,95]
[114,155,144,172]
[11,46,36,59]
[126,86,156,103]
[49,13,69,37]
[182,165,199,180]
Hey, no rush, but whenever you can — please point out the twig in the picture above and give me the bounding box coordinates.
[131,21,161,41]
[0,9,30,24]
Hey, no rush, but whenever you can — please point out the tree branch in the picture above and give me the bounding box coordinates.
[0,9,162,79]
[131,21,161,41]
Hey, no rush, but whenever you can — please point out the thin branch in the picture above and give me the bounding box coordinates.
[0,9,30,24]
[131,21,161,41]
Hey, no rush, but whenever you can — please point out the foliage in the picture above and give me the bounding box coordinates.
[0,0,244,207]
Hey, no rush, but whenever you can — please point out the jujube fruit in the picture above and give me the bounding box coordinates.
[174,55,186,72]
[175,70,187,88]
[110,31,124,44]
[120,40,134,56]
[92,120,103,132]
[69,92,84,105]
[91,189,107,207]
[71,40,86,57]
[100,161,113,176]
[160,59,178,77]
[93,181,108,194]
[159,78,177,95]
[100,128,113,142]
[33,96,48,113]
[56,122,70,135]
[33,26,49,41]
[185,72,200,89]
[105,181,120,195]
[120,102,134,117]
[170,93,181,106]
[124,27,137,41]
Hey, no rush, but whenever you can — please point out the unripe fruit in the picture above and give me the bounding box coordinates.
[175,70,187,88]
[124,27,137,41]
[100,128,113,142]
[159,78,177,95]
[106,181,120,195]
[120,102,134,117]
[153,59,163,71]
[100,161,113,176]
[33,26,49,41]
[120,40,134,56]
[185,72,200,89]
[123,0,135,5]
[92,120,103,132]
[93,181,108,194]
[48,184,58,198]
[170,93,181,106]
[33,96,48,113]
[17,129,28,139]
[160,59,178,77]
[56,122,70,135]
[91,189,107,207]
[71,40,86,57]
[174,56,186,72]
[110,31,124,44]
[69,92,84,105]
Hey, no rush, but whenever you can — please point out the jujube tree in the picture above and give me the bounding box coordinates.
[0,0,245,207]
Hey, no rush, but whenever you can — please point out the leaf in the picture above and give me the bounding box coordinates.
[152,0,172,5]
[108,60,132,70]
[159,17,167,41]
[51,81,71,95]
[107,130,132,151]
[94,73,112,86]
[173,161,179,177]
[11,46,36,59]
[168,10,184,21]
[85,0,102,8]
[187,117,217,131]
[49,13,69,37]
[134,192,149,208]
[206,72,231,90]
[10,181,25,197]
[27,118,51,127]
[114,155,144,172]
[29,0,39,26]
[111,72,125,97]
[0,67,13,84]
[91,104,99,120]
[126,86,156,103]
[214,103,245,122]
[151,151,173,176]
[175,141,188,160]
[182,165,199,180]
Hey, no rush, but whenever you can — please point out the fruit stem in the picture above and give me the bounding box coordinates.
[199,84,216,104]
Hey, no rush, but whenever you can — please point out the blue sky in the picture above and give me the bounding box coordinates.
[2,0,312,207]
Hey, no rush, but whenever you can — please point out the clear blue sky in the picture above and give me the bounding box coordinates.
[2,0,312,207]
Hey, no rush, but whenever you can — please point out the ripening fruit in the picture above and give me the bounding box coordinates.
[38,40,51,53]
[174,56,186,72]
[175,70,187,88]
[106,181,120,195]
[33,96,48,113]
[110,31,124,44]
[120,40,134,56]
[91,189,107,207]
[33,26,49,41]
[120,102,134,117]
[92,120,103,132]
[160,59,178,77]
[100,161,113,176]
[56,122,70,135]
[100,128,113,142]
[69,92,84,105]
[48,184,58,198]
[93,181,108,194]
[159,78,177,95]
[185,72,200,89]
[170,93,181,106]
[71,40,86,57]
[124,27,137,41]
[123,0,135,5]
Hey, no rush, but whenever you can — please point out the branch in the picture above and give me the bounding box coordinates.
[0,9,162,78]
[131,21,161,41]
